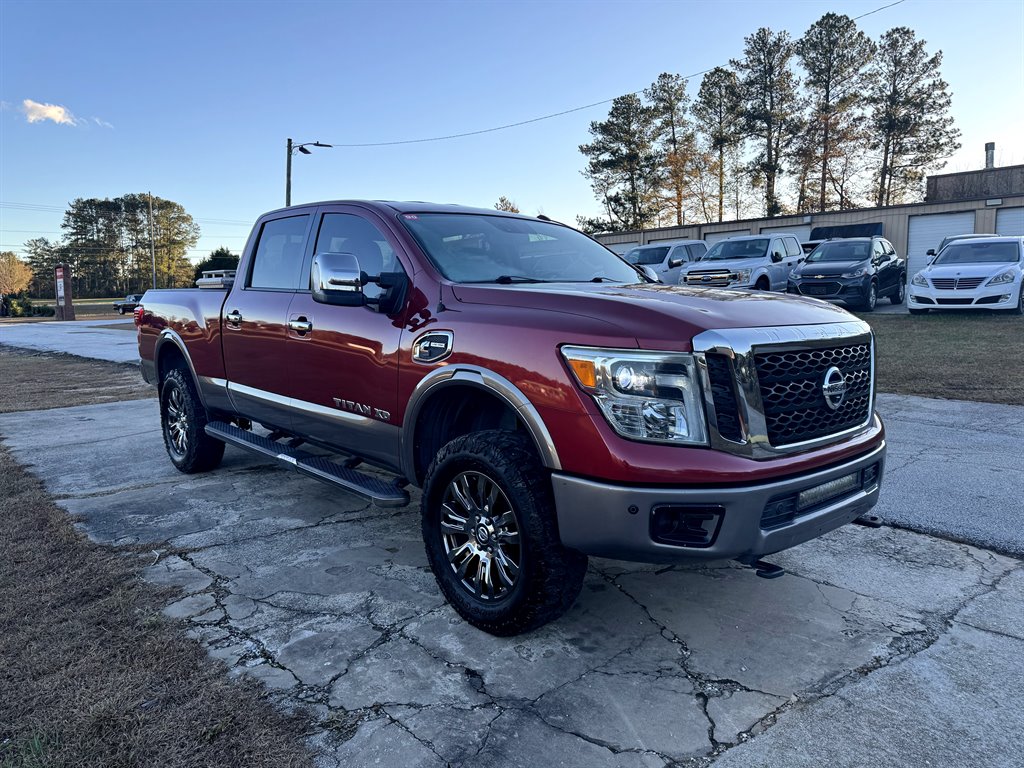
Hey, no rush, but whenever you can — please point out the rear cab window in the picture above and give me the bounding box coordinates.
[248,215,310,290]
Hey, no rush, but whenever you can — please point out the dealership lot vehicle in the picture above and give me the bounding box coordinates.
[622,239,707,284]
[789,237,906,311]
[137,201,885,635]
[909,236,1024,314]
[113,294,144,314]
[679,233,804,290]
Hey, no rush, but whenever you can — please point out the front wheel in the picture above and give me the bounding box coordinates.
[118,307,125,315]
[1006,285,1024,315]
[755,277,771,291]
[160,368,225,473]
[890,279,906,305]
[421,430,587,636]
[861,281,877,312]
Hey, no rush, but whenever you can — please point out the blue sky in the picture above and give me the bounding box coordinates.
[2,0,1022,263]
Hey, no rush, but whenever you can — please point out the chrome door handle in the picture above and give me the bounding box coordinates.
[288,319,312,333]
[225,310,242,324]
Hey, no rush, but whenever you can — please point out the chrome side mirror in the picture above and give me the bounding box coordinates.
[668,257,684,268]
[312,252,364,306]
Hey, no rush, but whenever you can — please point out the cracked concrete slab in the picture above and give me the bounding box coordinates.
[2,396,1023,767]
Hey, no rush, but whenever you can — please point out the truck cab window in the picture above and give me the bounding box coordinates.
[249,215,310,290]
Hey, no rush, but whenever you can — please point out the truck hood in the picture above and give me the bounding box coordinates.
[449,282,857,350]
[683,257,766,272]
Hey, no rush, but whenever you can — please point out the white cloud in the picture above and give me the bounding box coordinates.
[22,99,79,126]
[92,116,114,129]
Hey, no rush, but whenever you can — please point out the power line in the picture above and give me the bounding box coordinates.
[317,0,906,149]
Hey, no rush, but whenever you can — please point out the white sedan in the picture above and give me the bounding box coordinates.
[908,236,1024,315]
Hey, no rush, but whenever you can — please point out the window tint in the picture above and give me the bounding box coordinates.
[872,240,885,257]
[883,240,896,256]
[784,237,801,257]
[687,243,707,260]
[249,215,309,289]
[314,213,404,300]
[628,246,670,265]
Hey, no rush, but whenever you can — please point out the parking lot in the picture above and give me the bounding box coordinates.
[1,323,1022,767]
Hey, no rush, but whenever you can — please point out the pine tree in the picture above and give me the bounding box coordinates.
[494,196,520,213]
[732,28,803,217]
[693,67,744,222]
[797,13,876,211]
[579,94,663,231]
[644,73,693,226]
[868,27,961,206]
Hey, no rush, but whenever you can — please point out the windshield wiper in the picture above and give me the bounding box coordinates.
[489,275,550,284]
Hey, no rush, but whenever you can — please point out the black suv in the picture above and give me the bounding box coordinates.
[788,237,906,311]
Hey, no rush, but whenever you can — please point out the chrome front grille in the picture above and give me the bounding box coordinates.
[931,277,984,290]
[754,344,872,446]
[685,270,734,287]
[695,322,875,459]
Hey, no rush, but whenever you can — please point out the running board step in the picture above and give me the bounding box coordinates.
[205,422,409,508]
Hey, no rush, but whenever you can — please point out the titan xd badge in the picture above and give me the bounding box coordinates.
[412,331,454,364]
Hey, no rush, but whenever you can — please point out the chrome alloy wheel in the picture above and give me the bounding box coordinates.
[165,385,189,457]
[441,471,521,601]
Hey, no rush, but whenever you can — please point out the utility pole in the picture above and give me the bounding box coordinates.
[148,192,157,289]
[286,138,332,207]
[286,138,293,207]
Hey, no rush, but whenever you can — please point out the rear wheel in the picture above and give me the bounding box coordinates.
[160,368,225,473]
[421,430,587,636]
[118,307,125,315]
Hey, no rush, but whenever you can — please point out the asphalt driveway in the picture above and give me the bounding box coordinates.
[0,396,1021,767]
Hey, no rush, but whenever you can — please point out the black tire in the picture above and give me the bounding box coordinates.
[118,307,125,315]
[421,430,587,636]
[160,367,225,473]
[909,307,929,315]
[890,278,906,305]
[755,277,771,291]
[861,281,877,312]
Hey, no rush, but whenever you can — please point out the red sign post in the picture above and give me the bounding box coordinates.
[54,264,76,321]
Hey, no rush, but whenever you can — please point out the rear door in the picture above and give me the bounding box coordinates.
[221,211,313,430]
[283,205,409,467]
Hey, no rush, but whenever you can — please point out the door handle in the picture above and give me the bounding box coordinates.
[288,319,312,333]
[225,310,242,324]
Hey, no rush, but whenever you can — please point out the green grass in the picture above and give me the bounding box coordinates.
[855,312,1024,405]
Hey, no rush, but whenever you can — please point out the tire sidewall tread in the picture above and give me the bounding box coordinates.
[159,368,225,474]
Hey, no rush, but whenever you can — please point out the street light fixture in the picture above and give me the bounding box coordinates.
[286,138,333,206]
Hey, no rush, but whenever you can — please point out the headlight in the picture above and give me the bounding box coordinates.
[987,270,1016,286]
[561,347,708,445]
[841,267,868,278]
[789,269,801,279]
[733,269,752,284]
[911,273,928,287]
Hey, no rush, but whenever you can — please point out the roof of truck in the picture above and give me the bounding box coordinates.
[262,200,545,220]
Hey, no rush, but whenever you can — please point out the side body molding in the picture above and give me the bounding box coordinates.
[401,365,562,481]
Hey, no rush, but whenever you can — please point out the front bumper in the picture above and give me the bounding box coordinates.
[788,276,870,303]
[552,440,885,564]
[909,280,1020,310]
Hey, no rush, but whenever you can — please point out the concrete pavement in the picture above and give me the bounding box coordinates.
[0,318,139,363]
[1,397,1021,767]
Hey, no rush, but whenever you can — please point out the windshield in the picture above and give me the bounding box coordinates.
[624,246,670,265]
[805,241,872,263]
[934,241,1020,265]
[703,238,769,261]
[399,213,643,283]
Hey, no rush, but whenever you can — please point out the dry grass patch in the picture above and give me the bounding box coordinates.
[857,312,1024,405]
[0,444,313,768]
[0,346,153,414]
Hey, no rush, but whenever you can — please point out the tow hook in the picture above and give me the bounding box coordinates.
[854,514,883,528]
[751,559,785,579]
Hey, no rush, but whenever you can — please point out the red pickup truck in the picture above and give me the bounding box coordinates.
[137,201,885,635]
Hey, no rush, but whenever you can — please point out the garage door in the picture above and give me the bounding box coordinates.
[760,224,812,243]
[704,229,750,246]
[907,211,976,277]
[996,207,1024,236]
[604,241,639,255]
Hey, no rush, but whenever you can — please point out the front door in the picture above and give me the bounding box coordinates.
[221,211,313,430]
[284,207,409,469]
